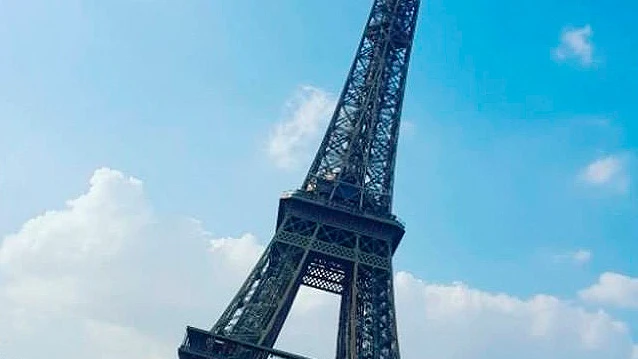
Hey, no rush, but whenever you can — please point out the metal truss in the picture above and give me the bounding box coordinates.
[178,1,420,358]
[302,0,420,218]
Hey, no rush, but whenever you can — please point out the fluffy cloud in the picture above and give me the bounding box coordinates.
[552,25,595,67]
[553,249,593,265]
[0,168,236,359]
[0,168,636,359]
[579,155,630,194]
[267,86,335,169]
[580,272,638,309]
[395,273,634,359]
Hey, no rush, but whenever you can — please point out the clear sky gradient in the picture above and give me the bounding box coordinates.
[0,1,636,358]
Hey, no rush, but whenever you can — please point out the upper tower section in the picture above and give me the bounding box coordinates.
[300,0,420,219]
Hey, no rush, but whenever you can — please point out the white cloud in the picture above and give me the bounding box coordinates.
[580,272,638,309]
[0,168,636,359]
[554,249,593,265]
[579,155,630,194]
[267,86,335,169]
[0,168,243,359]
[573,249,593,264]
[395,273,633,359]
[552,25,595,67]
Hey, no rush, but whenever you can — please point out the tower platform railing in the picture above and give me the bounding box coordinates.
[179,327,313,359]
[281,190,406,228]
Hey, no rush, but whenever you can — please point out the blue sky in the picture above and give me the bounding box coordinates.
[0,1,637,358]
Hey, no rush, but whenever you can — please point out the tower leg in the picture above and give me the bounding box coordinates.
[338,264,401,359]
[212,239,308,345]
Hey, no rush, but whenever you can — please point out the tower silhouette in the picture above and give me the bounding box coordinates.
[178,0,420,358]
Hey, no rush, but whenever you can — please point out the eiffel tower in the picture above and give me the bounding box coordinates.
[178,0,420,358]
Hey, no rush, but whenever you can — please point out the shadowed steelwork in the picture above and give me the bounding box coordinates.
[178,0,420,358]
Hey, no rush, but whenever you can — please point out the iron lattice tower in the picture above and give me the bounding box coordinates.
[179,1,420,358]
